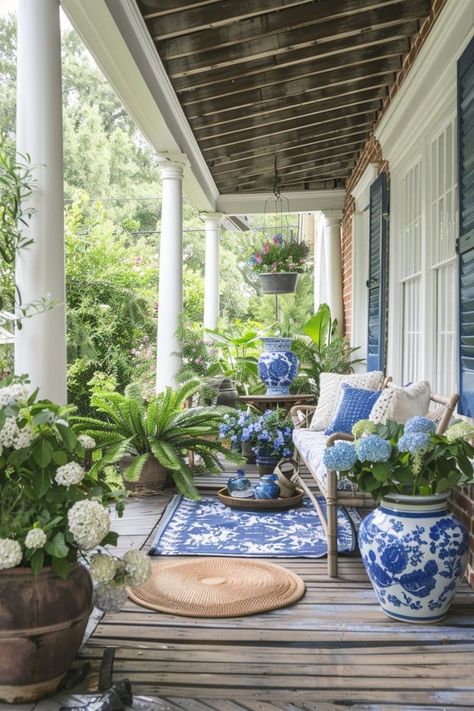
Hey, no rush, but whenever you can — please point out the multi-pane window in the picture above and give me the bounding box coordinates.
[431,120,458,396]
[399,161,423,384]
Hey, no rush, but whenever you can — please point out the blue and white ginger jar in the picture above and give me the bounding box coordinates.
[257,337,298,395]
[254,475,280,499]
[358,492,469,624]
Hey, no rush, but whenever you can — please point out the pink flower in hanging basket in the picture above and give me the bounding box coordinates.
[263,242,271,253]
[255,253,263,264]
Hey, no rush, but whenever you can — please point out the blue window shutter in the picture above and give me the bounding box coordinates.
[367,172,388,372]
[458,36,474,416]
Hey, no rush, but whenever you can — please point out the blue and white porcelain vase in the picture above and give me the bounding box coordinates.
[257,337,298,395]
[255,446,279,476]
[254,475,280,499]
[358,492,469,624]
[227,469,253,498]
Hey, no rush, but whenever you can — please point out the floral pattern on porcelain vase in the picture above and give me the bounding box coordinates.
[358,493,469,623]
[257,337,298,395]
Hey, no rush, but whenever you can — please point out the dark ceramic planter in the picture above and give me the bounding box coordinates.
[0,563,93,703]
[120,454,170,493]
[255,447,279,476]
[258,272,298,294]
[241,440,256,464]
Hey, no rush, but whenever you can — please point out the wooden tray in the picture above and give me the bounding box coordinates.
[218,487,304,511]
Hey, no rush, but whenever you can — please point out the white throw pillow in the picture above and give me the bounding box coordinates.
[370,381,431,424]
[310,371,383,430]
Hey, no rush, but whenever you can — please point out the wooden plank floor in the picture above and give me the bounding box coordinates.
[20,468,474,711]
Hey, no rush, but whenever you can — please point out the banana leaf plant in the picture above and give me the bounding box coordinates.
[72,380,243,500]
[291,304,364,399]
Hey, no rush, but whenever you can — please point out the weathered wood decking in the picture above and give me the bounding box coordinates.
[14,471,474,711]
[75,470,474,710]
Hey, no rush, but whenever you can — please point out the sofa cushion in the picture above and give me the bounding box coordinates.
[310,371,383,431]
[369,381,431,424]
[292,428,353,492]
[325,384,382,435]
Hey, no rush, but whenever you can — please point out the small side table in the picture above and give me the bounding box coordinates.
[239,393,315,413]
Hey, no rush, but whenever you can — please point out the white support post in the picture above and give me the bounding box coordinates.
[322,210,344,334]
[201,212,223,332]
[156,157,185,392]
[15,0,67,403]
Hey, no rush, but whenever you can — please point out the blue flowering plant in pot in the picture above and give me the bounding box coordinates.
[324,417,474,623]
[250,408,294,475]
[218,410,260,461]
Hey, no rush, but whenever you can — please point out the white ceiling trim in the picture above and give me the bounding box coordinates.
[217,190,346,215]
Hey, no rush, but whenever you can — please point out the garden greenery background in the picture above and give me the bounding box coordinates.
[0,15,314,414]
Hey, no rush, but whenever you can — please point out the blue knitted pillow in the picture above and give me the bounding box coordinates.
[324,384,381,435]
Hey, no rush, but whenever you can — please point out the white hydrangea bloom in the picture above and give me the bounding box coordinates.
[94,582,128,612]
[55,462,85,487]
[14,425,34,450]
[90,553,117,584]
[0,384,29,407]
[0,417,19,448]
[78,434,96,450]
[25,528,47,550]
[68,500,110,550]
[0,539,22,569]
[123,549,151,586]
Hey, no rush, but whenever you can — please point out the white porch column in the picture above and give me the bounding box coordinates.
[156,157,185,392]
[15,0,66,403]
[321,210,344,334]
[201,212,223,331]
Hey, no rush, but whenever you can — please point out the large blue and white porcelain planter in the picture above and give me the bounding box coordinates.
[359,492,469,624]
[257,337,298,395]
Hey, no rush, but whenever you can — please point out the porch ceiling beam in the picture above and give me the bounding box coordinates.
[141,0,315,38]
[204,121,374,163]
[169,24,414,86]
[166,20,413,81]
[200,108,378,155]
[154,0,428,60]
[210,142,365,180]
[217,162,355,192]
[181,56,401,113]
[216,189,346,214]
[189,74,395,128]
[62,0,218,212]
[138,0,220,14]
[218,152,360,185]
[192,88,387,142]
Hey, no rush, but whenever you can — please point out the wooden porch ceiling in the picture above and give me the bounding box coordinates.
[136,0,432,194]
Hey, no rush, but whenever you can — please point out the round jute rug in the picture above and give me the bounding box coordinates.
[127,557,305,618]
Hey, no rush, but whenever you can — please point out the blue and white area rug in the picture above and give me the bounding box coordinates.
[149,495,361,558]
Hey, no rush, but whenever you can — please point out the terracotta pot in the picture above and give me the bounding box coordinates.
[0,563,93,703]
[120,454,170,492]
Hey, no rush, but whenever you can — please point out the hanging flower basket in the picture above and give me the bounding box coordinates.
[258,272,299,294]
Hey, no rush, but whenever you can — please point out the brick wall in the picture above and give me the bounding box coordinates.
[450,488,474,588]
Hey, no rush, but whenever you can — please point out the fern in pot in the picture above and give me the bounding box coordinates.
[73,379,243,500]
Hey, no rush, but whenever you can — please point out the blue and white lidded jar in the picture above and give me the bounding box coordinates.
[227,469,254,498]
[254,475,281,499]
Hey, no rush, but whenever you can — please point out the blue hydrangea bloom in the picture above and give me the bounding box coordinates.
[404,416,436,436]
[357,435,392,463]
[323,441,357,471]
[398,431,432,455]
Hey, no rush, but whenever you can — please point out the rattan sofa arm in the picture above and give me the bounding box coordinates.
[325,432,355,447]
[289,404,317,428]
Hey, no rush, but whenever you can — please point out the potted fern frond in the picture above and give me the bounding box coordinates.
[72,380,242,500]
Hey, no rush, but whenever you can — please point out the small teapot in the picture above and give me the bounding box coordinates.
[254,475,280,499]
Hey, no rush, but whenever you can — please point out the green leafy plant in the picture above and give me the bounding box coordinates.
[73,379,243,500]
[204,327,264,396]
[0,376,125,580]
[291,304,363,397]
[325,417,474,502]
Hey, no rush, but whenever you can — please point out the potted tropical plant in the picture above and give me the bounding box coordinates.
[249,234,310,294]
[324,416,474,623]
[291,304,363,397]
[204,327,264,398]
[73,379,243,500]
[0,376,150,703]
